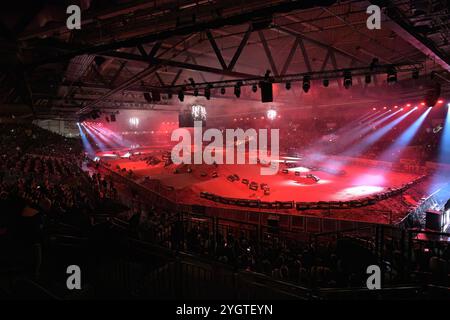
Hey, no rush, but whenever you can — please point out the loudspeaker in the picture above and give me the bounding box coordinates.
[425,210,442,231]
[151,89,161,102]
[425,83,441,107]
[260,81,273,103]
[110,114,116,122]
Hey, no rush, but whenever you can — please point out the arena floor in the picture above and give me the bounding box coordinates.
[97,148,419,203]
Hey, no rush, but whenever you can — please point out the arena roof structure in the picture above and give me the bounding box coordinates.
[0,0,449,119]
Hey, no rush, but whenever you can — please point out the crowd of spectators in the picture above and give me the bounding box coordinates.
[0,123,122,279]
[1,121,449,297]
[177,223,450,288]
[216,111,445,164]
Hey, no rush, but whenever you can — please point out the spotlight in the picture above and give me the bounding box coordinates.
[343,71,352,89]
[220,87,226,95]
[129,117,140,128]
[365,74,371,84]
[178,90,185,102]
[204,85,211,100]
[193,88,199,96]
[323,79,329,87]
[191,104,207,121]
[412,70,419,79]
[369,58,379,71]
[373,107,377,111]
[234,84,241,98]
[302,75,311,93]
[267,108,277,120]
[91,109,101,120]
[151,89,161,102]
[387,66,397,84]
[285,82,291,90]
[437,100,444,104]
[252,83,258,93]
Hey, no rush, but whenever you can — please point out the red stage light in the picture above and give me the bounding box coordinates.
[406,103,411,107]
[372,107,377,111]
[420,102,425,106]
[437,100,444,104]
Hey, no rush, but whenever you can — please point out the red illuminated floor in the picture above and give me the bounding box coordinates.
[99,149,418,203]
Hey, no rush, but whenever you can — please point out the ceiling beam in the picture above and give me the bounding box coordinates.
[369,1,450,71]
[206,30,228,70]
[227,24,252,72]
[29,0,338,66]
[258,30,279,76]
[100,51,256,78]
[273,24,366,66]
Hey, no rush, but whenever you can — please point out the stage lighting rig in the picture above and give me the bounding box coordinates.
[302,75,311,93]
[235,82,242,98]
[387,67,397,84]
[91,109,101,120]
[343,71,352,89]
[160,61,422,103]
[204,85,212,100]
[285,81,291,90]
[369,58,379,71]
[178,90,185,102]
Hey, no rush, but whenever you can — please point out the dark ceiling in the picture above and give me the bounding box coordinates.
[0,0,449,119]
